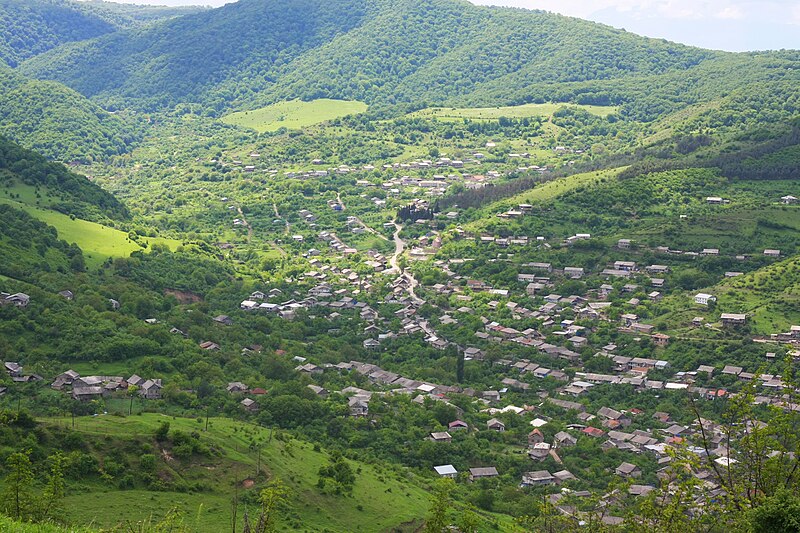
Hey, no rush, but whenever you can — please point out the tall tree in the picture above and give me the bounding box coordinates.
[2,450,34,520]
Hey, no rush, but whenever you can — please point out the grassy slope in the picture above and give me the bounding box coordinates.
[221,99,368,133]
[658,255,800,336]
[39,414,432,533]
[0,182,181,267]
[464,167,626,232]
[408,102,618,121]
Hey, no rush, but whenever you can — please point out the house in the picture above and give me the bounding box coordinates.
[563,267,585,279]
[528,442,551,460]
[469,467,499,481]
[554,431,577,447]
[199,341,220,350]
[706,197,725,204]
[781,195,798,204]
[307,384,328,398]
[582,427,605,438]
[629,485,656,497]
[721,313,747,326]
[241,398,258,412]
[4,362,23,377]
[553,470,578,484]
[108,299,120,310]
[617,239,632,249]
[528,429,544,445]
[72,387,105,401]
[3,293,30,307]
[227,382,249,393]
[614,261,637,272]
[449,420,469,431]
[349,396,369,417]
[764,249,781,258]
[139,379,162,399]
[51,369,80,390]
[598,407,631,428]
[434,465,458,478]
[652,333,670,347]
[486,418,505,432]
[363,339,382,351]
[694,293,716,306]
[213,315,234,326]
[430,432,452,443]
[127,374,145,387]
[616,462,642,478]
[58,290,74,300]
[521,470,554,487]
[722,365,743,376]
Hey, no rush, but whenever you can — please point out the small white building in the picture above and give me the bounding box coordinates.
[694,293,716,306]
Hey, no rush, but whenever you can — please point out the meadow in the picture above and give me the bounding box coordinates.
[0,183,182,267]
[221,99,369,132]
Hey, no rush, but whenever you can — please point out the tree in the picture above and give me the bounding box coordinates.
[457,504,480,533]
[128,384,139,415]
[155,421,170,442]
[243,479,290,533]
[39,452,66,521]
[2,450,35,520]
[423,478,454,532]
[318,451,356,495]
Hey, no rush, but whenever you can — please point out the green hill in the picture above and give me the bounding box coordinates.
[0,0,115,67]
[0,135,128,221]
[0,67,138,162]
[0,413,433,532]
[0,0,205,68]
[22,0,799,127]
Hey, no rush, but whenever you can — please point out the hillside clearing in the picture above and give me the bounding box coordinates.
[0,197,181,267]
[221,99,368,132]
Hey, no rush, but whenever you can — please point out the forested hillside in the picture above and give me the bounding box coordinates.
[0,0,114,67]
[0,67,138,162]
[5,0,730,116]
[21,0,370,112]
[0,0,205,67]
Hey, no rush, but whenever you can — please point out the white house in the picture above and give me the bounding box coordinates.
[694,293,716,306]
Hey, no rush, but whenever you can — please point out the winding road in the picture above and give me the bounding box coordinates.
[386,222,424,305]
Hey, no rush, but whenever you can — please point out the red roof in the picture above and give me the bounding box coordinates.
[582,427,605,438]
[251,388,268,395]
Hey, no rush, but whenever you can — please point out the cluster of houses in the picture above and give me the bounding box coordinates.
[50,370,162,401]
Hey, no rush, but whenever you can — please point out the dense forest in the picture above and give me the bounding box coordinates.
[0,68,139,162]
[0,0,205,67]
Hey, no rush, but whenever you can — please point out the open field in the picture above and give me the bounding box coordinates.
[408,102,618,121]
[0,197,182,267]
[221,99,368,132]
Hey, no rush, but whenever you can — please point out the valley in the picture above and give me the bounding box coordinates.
[0,0,798,532]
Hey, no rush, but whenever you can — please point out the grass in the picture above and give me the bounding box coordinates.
[38,414,432,532]
[0,516,97,532]
[408,102,618,121]
[465,167,626,232]
[221,99,368,132]
[0,196,182,268]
